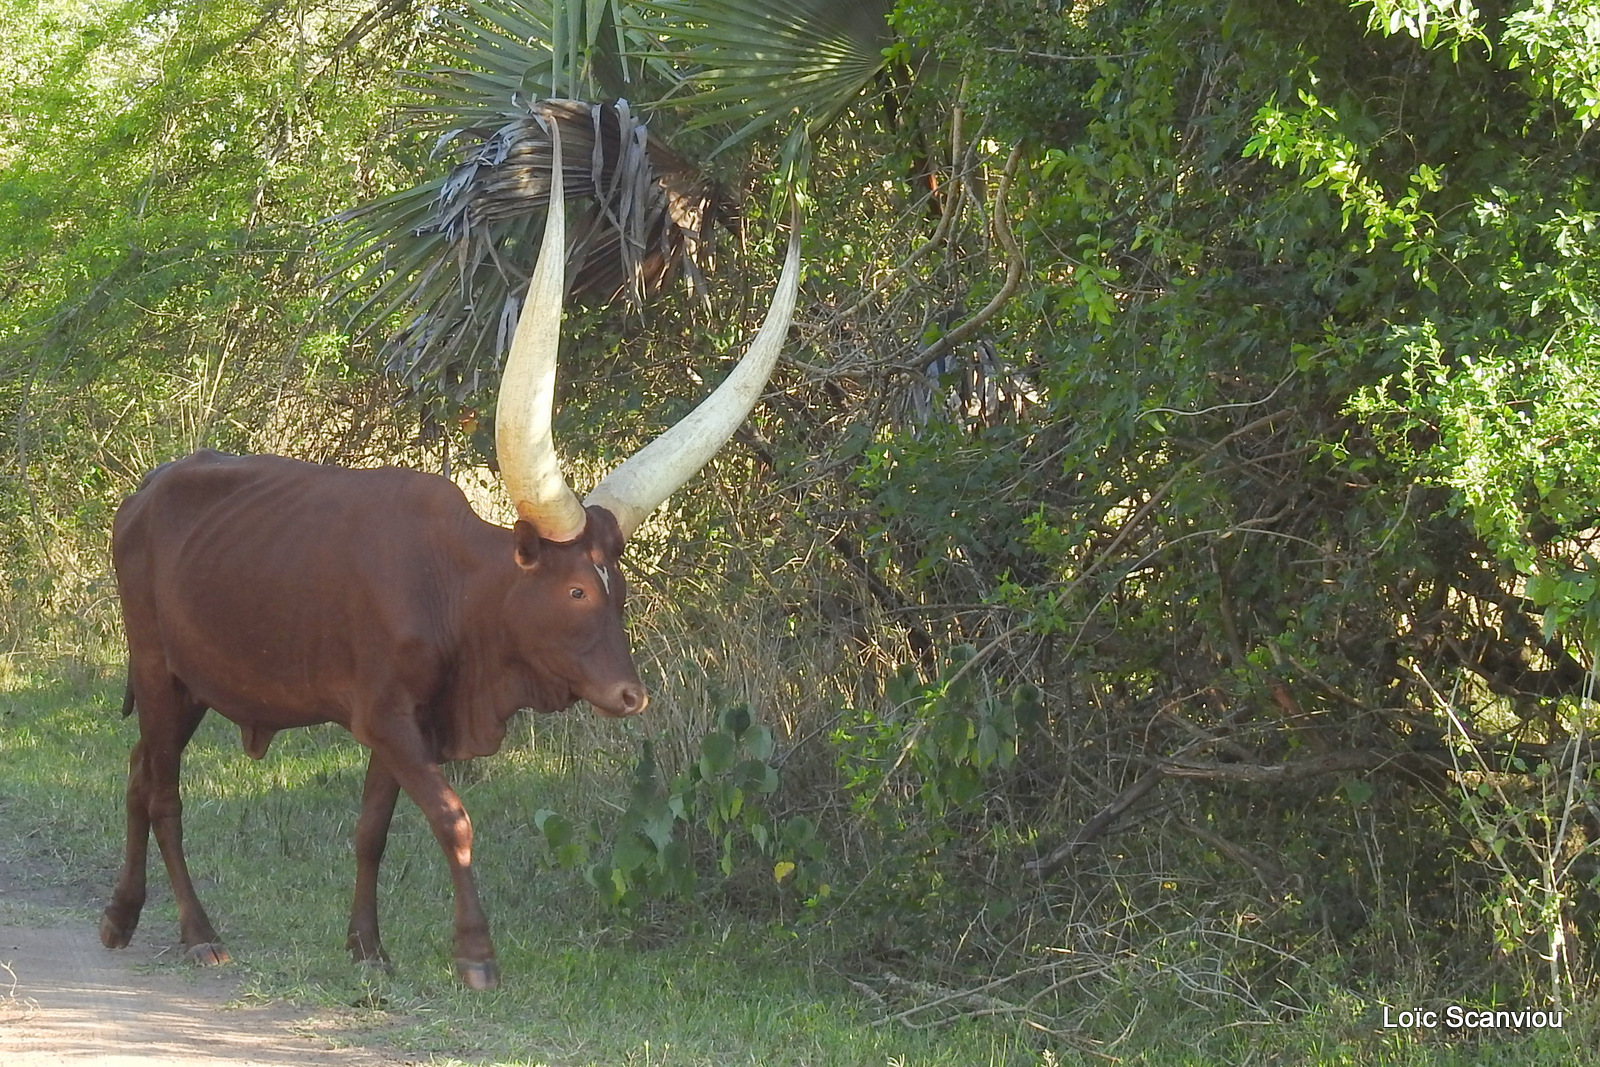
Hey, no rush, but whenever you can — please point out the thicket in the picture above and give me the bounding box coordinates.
[7,0,1600,1052]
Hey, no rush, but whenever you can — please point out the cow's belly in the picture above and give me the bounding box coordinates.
[155,596,359,728]
[174,661,349,732]
[157,596,437,738]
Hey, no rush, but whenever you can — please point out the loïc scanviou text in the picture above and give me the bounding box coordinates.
[1382,1006,1563,1030]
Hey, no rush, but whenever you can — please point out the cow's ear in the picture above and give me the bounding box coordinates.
[512,520,543,571]
[585,505,625,559]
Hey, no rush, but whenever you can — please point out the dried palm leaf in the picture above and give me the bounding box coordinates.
[328,0,720,399]
[332,98,720,398]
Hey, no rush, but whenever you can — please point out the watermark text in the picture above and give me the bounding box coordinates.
[1382,1005,1563,1030]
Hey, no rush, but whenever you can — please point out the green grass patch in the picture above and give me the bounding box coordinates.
[3,669,1597,1065]
[0,671,1027,1065]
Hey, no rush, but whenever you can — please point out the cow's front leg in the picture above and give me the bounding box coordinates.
[346,752,401,970]
[363,731,497,990]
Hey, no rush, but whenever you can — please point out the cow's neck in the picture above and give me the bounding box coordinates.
[422,534,575,760]
[433,612,572,762]
[450,617,561,710]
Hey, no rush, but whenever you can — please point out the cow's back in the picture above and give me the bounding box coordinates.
[114,451,484,732]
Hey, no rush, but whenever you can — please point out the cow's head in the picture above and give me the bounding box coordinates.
[505,505,645,718]
[491,110,800,719]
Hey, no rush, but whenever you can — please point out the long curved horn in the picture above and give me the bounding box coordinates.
[495,115,589,542]
[584,221,802,539]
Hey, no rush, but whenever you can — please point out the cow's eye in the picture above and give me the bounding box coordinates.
[570,587,586,600]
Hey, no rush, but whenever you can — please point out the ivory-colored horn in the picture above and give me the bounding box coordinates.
[496,116,589,542]
[584,222,802,539]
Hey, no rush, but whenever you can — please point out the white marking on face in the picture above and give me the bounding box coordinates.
[593,563,612,598]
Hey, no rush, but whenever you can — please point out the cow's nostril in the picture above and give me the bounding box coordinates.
[620,684,649,716]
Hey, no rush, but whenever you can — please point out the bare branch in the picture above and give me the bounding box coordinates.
[910,141,1026,371]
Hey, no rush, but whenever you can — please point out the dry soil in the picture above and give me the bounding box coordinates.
[0,848,412,1067]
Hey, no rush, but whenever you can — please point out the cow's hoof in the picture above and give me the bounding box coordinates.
[99,912,135,950]
[355,954,394,975]
[186,942,231,967]
[455,958,500,991]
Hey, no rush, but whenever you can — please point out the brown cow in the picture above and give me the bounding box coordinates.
[100,114,801,990]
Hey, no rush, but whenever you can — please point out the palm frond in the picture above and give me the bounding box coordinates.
[635,0,893,155]
[332,98,720,397]
[328,0,877,398]
[329,0,723,400]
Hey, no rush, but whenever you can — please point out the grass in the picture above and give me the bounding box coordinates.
[3,667,1600,1066]
[0,670,1025,1065]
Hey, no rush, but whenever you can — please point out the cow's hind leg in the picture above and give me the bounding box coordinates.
[107,674,228,965]
[100,737,152,949]
[346,752,401,969]
[150,702,229,965]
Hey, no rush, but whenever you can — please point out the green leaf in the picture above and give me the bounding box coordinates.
[639,799,677,851]
[718,703,752,739]
[744,723,776,761]
[1342,779,1376,806]
[661,839,693,880]
[781,817,817,850]
[976,723,1001,768]
[735,758,780,795]
[714,780,746,821]
[701,731,738,776]
[631,739,660,800]
[1011,684,1045,731]
[613,831,655,873]
[638,0,894,155]
[585,861,624,904]
[535,809,574,849]
[1526,570,1557,605]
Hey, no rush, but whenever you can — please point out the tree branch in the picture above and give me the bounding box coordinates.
[910,141,1026,371]
[835,102,968,321]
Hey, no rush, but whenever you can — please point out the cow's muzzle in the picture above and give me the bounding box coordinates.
[592,680,649,718]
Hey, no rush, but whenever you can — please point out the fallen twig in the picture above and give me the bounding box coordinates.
[1028,746,1404,875]
[1023,765,1165,874]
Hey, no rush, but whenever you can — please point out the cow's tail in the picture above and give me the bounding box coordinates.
[120,678,135,718]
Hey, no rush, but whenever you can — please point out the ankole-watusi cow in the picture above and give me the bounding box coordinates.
[101,118,801,990]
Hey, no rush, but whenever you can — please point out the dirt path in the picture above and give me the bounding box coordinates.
[0,853,413,1067]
